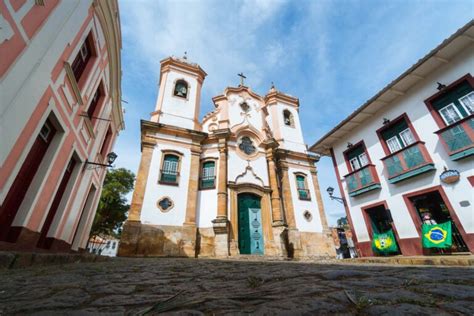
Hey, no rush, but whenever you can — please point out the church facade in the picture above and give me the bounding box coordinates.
[119,56,335,258]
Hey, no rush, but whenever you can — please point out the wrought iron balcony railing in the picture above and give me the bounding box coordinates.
[200,176,216,189]
[344,164,381,197]
[381,141,435,184]
[435,116,474,161]
[297,188,311,201]
[159,170,180,185]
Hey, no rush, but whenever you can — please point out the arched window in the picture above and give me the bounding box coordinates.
[283,110,294,127]
[160,154,180,184]
[200,161,216,189]
[174,80,188,98]
[296,174,311,200]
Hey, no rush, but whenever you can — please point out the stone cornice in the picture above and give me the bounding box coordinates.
[141,120,207,143]
[276,148,318,163]
[160,57,207,84]
[264,90,299,109]
[94,0,124,130]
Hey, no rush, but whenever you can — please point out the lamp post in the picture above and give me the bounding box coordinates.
[85,152,118,169]
[326,186,345,205]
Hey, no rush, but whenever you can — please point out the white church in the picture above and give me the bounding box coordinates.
[119,56,335,258]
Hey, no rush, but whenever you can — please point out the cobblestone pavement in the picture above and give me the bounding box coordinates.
[0,258,473,315]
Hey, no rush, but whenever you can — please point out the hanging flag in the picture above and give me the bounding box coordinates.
[422,221,452,248]
[372,229,398,254]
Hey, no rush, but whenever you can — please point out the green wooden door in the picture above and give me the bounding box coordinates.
[238,193,264,255]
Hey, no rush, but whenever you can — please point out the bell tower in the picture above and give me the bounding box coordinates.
[151,55,207,130]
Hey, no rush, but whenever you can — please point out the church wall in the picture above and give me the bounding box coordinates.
[140,143,191,226]
[273,103,307,152]
[228,151,269,187]
[288,167,323,233]
[157,71,199,130]
[227,94,264,131]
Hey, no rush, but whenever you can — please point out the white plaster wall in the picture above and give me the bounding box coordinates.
[288,167,323,233]
[140,143,191,226]
[272,103,306,152]
[228,150,269,187]
[196,151,219,227]
[0,0,91,165]
[227,93,264,131]
[332,43,474,242]
[157,71,199,129]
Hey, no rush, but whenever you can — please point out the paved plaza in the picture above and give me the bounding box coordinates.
[0,257,473,315]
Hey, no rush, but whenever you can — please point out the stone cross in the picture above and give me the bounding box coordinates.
[238,73,246,86]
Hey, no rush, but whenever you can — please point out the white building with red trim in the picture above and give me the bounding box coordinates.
[310,21,474,257]
[0,0,123,252]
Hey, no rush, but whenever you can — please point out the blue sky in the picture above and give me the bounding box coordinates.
[115,0,473,225]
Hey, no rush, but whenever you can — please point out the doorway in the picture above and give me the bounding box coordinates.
[237,193,264,255]
[409,190,468,253]
[364,205,401,256]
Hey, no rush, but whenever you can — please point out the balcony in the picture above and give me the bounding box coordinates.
[297,188,311,201]
[381,141,435,184]
[344,164,381,197]
[435,116,474,161]
[200,176,216,190]
[159,170,180,186]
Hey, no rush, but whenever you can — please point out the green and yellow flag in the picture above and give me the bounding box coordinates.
[372,229,398,254]
[422,221,452,248]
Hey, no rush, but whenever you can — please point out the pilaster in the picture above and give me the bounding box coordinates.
[128,142,155,222]
[212,128,231,257]
[264,140,285,227]
[183,145,202,226]
[280,161,296,229]
[310,168,330,233]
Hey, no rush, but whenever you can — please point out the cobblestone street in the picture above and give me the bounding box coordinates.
[0,258,473,315]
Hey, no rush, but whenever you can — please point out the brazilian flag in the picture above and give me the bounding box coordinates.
[372,229,399,254]
[422,221,452,248]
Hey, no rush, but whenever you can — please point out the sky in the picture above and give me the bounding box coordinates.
[114,0,473,226]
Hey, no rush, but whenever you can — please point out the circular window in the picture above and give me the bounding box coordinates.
[157,197,174,212]
[238,136,256,155]
[303,210,313,222]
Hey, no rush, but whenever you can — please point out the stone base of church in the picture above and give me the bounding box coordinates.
[119,221,335,259]
[287,229,336,259]
[118,221,197,257]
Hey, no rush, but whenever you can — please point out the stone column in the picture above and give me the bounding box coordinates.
[265,148,284,226]
[183,146,201,226]
[310,168,330,233]
[280,162,296,229]
[128,142,155,222]
[212,129,230,257]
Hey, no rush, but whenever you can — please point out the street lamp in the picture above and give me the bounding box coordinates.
[326,186,345,205]
[85,152,118,169]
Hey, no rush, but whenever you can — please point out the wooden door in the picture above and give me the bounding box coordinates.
[238,193,264,255]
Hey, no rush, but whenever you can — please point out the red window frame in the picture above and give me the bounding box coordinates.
[424,74,474,129]
[71,32,97,87]
[86,82,105,126]
[376,113,422,156]
[342,140,372,173]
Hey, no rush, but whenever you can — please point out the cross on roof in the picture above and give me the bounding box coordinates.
[238,72,246,86]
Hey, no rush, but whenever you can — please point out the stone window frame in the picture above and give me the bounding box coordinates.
[158,149,184,186]
[157,196,175,212]
[172,78,190,100]
[294,171,311,201]
[199,157,218,190]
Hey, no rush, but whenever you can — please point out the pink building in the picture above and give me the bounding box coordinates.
[0,0,123,252]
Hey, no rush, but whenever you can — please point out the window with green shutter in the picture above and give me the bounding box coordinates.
[296,175,310,200]
[381,119,416,154]
[160,154,179,184]
[432,81,473,125]
[200,161,215,189]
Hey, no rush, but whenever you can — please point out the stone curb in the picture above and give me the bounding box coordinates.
[0,252,112,270]
[345,256,474,267]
